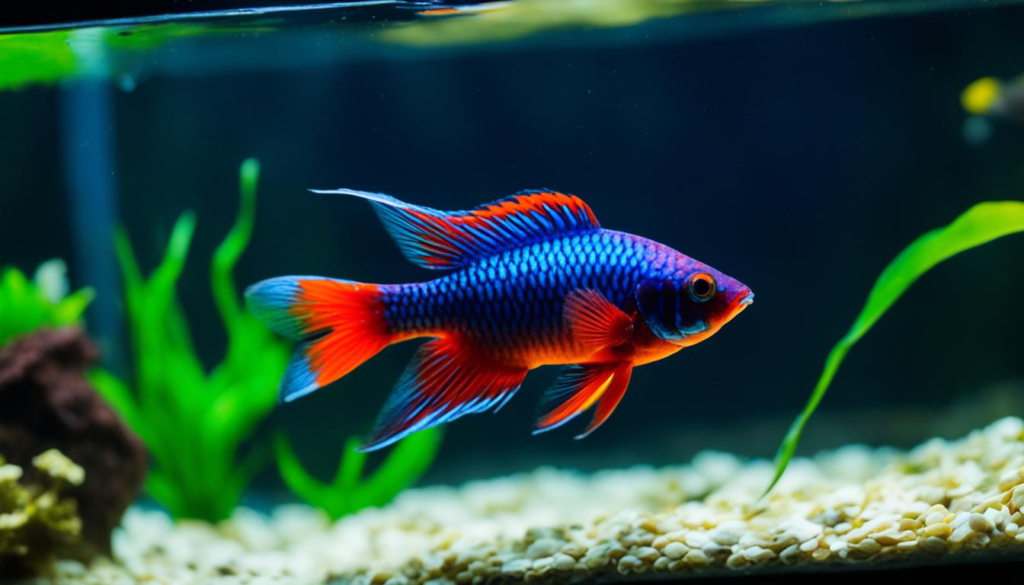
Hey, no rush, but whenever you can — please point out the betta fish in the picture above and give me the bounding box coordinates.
[246,189,753,451]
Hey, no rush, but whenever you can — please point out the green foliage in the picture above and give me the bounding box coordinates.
[0,24,276,93]
[0,449,84,572]
[0,31,76,92]
[274,428,442,521]
[0,261,94,348]
[765,201,1024,495]
[91,159,290,521]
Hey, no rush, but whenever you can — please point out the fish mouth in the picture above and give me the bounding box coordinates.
[728,291,754,319]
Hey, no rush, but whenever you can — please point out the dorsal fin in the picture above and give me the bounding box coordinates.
[312,188,601,270]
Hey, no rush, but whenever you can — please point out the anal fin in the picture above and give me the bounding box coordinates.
[361,337,527,451]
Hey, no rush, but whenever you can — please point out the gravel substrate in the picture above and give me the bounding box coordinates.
[26,416,1024,584]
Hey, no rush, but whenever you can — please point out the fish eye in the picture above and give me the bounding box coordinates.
[688,273,716,302]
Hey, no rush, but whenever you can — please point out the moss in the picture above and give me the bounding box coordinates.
[0,450,84,575]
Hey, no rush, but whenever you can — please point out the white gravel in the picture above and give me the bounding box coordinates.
[23,416,1024,584]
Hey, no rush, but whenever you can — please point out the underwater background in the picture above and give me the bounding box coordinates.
[2,0,1024,505]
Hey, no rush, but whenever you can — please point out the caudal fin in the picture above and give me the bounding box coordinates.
[245,276,392,402]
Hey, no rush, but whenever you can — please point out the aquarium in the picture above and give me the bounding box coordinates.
[1,0,1024,583]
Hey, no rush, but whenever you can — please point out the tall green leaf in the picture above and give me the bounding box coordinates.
[765,201,1024,495]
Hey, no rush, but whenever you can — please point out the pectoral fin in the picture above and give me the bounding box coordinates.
[563,289,633,350]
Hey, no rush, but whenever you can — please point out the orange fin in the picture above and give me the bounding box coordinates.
[533,362,630,434]
[564,289,633,350]
[576,362,633,439]
[361,337,528,451]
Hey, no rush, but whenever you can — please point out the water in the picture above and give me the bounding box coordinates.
[2,0,1024,580]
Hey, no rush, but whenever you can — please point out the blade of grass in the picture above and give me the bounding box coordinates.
[211,158,259,337]
[764,201,1024,496]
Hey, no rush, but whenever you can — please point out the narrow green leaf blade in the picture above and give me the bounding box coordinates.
[764,201,1024,495]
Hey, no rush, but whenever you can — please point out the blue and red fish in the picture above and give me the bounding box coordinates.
[246,189,753,451]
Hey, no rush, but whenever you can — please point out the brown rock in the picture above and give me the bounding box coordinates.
[0,328,147,555]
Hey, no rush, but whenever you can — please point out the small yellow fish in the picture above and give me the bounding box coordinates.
[962,75,1024,119]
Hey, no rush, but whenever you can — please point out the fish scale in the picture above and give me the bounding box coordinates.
[380,230,677,367]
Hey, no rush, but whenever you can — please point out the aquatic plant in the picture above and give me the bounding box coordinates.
[91,159,290,521]
[274,428,442,520]
[0,24,275,93]
[0,449,84,572]
[0,261,93,348]
[0,31,76,92]
[766,201,1024,494]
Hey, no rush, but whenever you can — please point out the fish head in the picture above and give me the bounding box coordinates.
[635,262,753,347]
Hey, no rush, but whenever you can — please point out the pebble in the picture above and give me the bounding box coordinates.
[525,538,562,559]
[550,554,576,571]
[616,555,642,573]
[41,416,1024,585]
[501,559,531,576]
[683,549,709,567]
[743,546,776,562]
[949,524,974,544]
[662,542,688,560]
[922,523,952,539]
[855,539,880,554]
[1012,485,1024,512]
[633,547,659,562]
[779,544,801,563]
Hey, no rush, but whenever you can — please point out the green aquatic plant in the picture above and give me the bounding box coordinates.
[274,428,442,521]
[0,31,77,92]
[0,449,84,573]
[0,261,93,348]
[765,201,1024,494]
[0,23,277,92]
[91,159,290,521]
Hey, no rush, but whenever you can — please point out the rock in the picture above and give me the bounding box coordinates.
[0,328,147,555]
